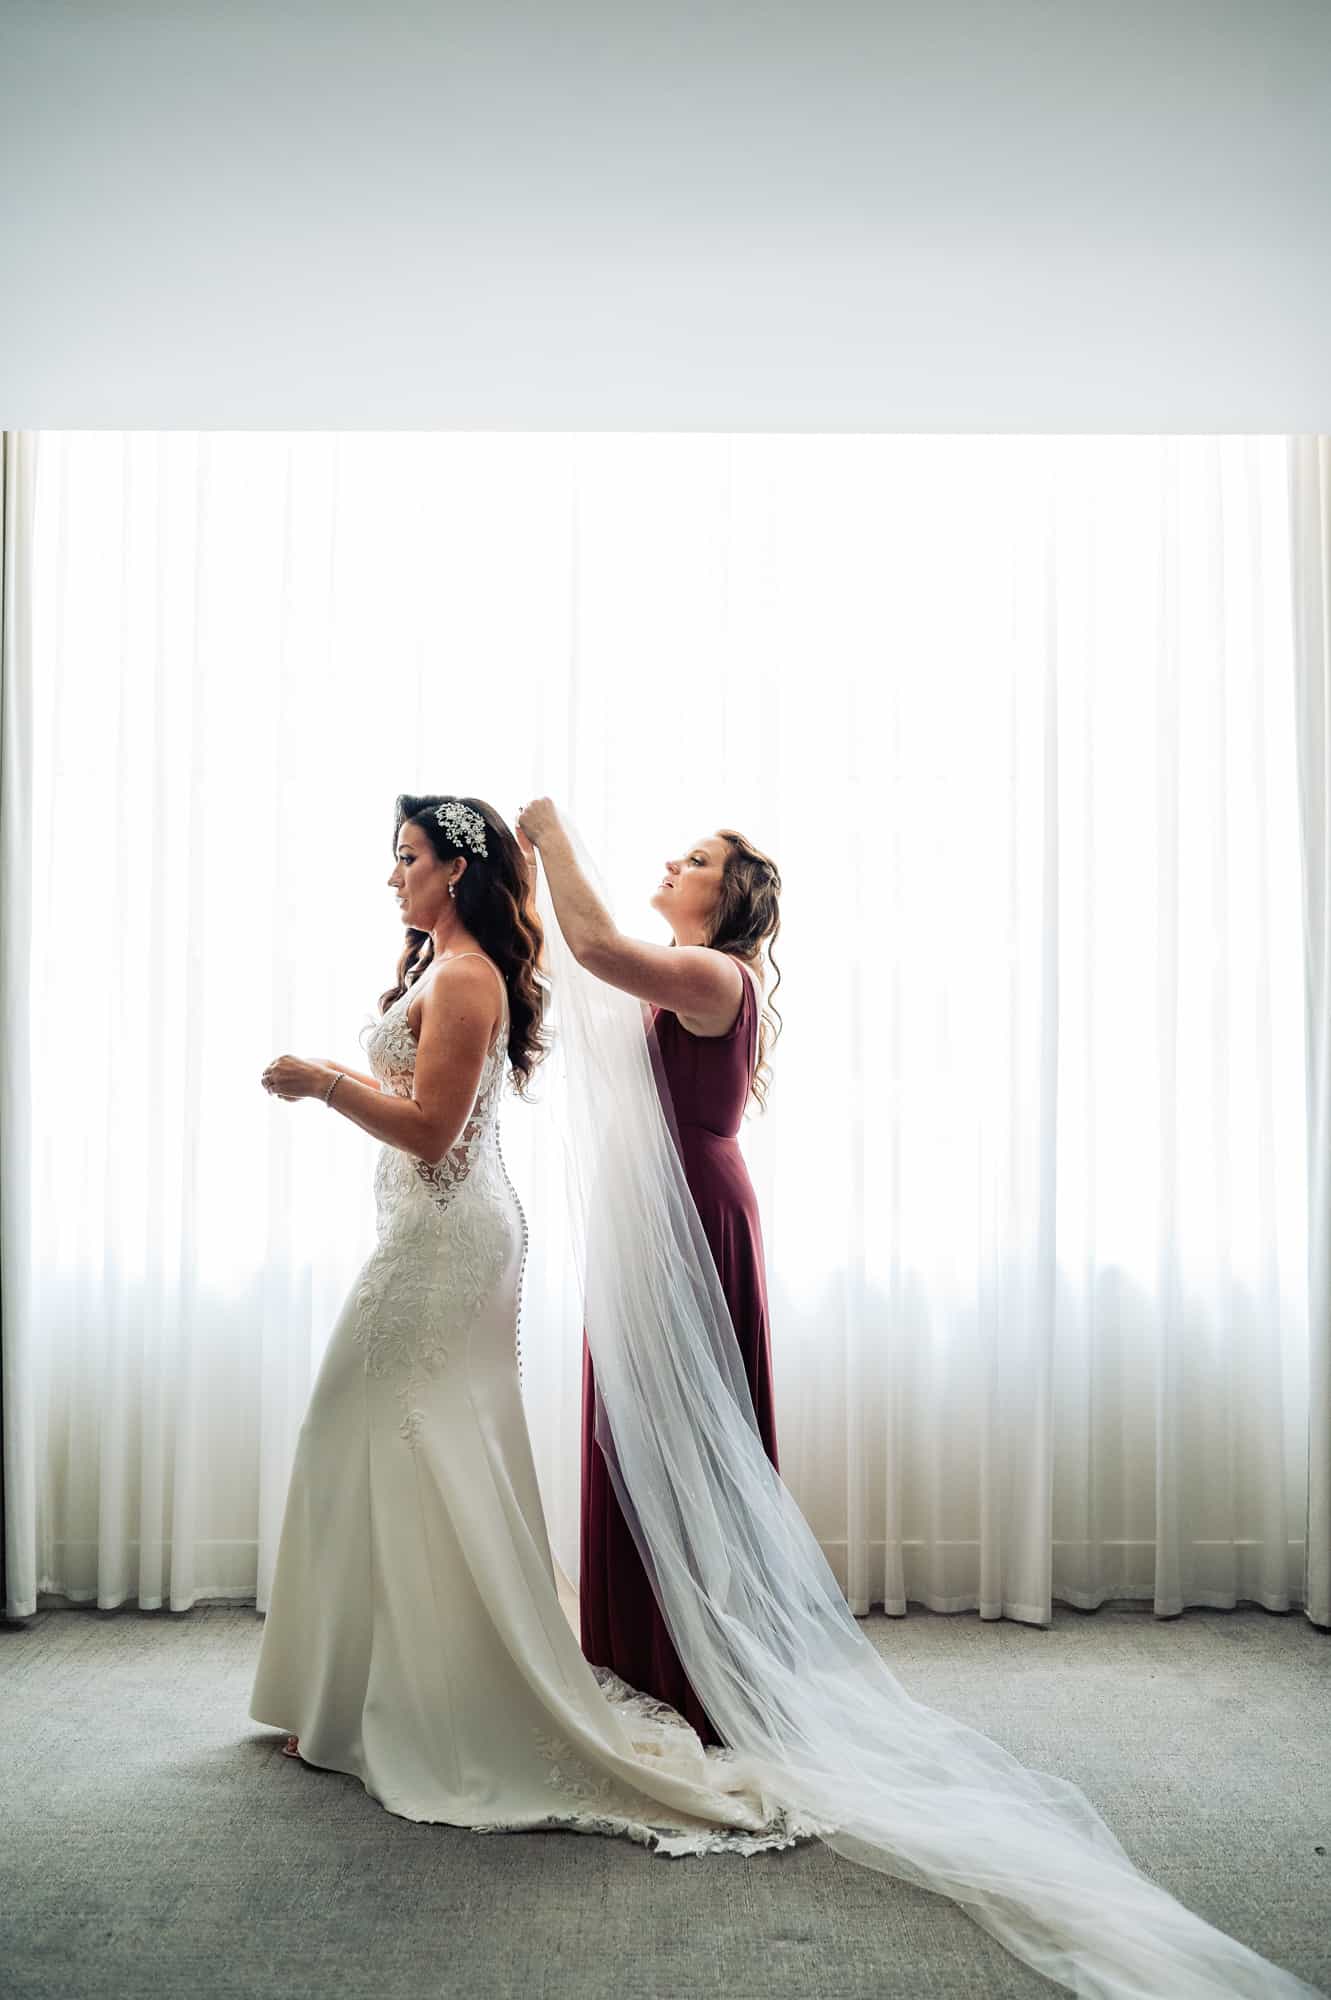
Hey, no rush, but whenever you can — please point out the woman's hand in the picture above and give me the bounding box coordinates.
[260,1055,330,1102]
[516,797,561,849]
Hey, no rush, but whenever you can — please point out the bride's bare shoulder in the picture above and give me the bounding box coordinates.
[407,951,504,1043]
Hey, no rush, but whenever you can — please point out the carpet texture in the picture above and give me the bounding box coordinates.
[2,1602,1327,1999]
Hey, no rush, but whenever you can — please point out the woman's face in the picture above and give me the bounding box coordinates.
[650,833,727,935]
[387,822,459,929]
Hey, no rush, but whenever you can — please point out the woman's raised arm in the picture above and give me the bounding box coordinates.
[521,806,743,1033]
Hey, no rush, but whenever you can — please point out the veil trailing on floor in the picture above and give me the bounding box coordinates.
[532,823,1321,2000]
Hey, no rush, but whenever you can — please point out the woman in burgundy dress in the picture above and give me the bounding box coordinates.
[514,800,782,1745]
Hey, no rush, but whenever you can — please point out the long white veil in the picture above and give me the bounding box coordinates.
[532,823,1322,2000]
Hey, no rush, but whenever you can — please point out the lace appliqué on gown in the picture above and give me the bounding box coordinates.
[485,1668,819,1858]
[351,982,517,1447]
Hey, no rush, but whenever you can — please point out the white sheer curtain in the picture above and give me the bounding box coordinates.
[0,432,1315,1627]
[1291,437,1331,1630]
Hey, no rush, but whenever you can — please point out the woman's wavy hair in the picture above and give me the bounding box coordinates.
[702,829,784,1114]
[377,794,548,1097]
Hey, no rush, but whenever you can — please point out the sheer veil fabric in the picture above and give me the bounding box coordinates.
[533,825,1323,2000]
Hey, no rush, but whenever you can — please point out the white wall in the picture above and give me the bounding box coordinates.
[4,0,1330,426]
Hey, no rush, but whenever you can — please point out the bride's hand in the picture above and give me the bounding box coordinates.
[516,797,560,848]
[260,1055,325,1102]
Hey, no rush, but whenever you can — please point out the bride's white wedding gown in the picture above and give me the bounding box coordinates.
[248,951,809,1857]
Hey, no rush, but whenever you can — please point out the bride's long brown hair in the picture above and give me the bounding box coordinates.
[702,829,784,1114]
[377,793,549,1097]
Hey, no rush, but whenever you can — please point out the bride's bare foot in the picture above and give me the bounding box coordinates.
[281,1734,301,1759]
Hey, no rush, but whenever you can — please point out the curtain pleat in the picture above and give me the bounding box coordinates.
[1290,436,1331,1631]
[1,432,39,1619]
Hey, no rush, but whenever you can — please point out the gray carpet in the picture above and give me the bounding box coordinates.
[2,1603,1327,1999]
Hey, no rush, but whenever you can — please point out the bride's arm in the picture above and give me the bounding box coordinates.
[533,820,743,1028]
[316,959,497,1165]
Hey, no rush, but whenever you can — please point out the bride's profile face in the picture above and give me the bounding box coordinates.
[650,834,727,933]
[388,822,458,928]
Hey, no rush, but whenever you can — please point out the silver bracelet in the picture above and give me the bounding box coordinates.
[322,1070,345,1105]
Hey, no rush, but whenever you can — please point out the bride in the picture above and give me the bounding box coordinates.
[252,790,1322,1999]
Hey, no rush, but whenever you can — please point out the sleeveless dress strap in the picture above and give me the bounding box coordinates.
[736,959,761,1012]
[738,959,761,1081]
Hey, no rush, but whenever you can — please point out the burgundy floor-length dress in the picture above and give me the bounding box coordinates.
[579,956,779,1747]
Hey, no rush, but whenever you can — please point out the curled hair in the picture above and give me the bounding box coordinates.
[377,794,549,1097]
[703,829,784,1114]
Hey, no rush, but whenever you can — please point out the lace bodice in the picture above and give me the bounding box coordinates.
[356,954,510,1208]
[351,952,526,1444]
